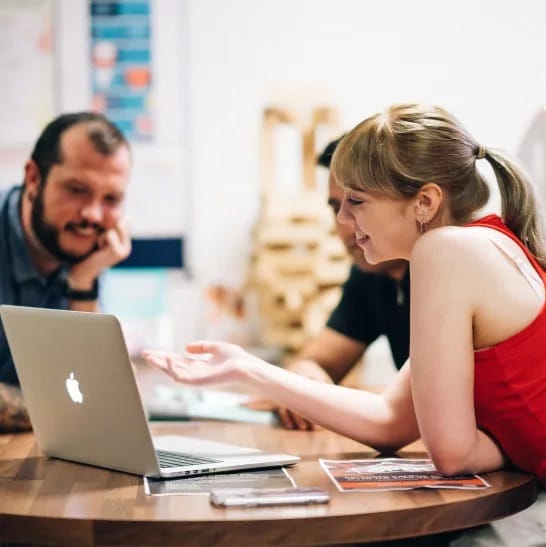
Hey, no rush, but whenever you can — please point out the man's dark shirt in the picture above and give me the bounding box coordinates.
[0,186,68,385]
[326,265,410,369]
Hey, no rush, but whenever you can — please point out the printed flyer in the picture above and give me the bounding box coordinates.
[320,458,490,492]
[144,467,295,496]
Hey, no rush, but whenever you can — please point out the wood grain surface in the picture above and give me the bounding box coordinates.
[0,419,538,546]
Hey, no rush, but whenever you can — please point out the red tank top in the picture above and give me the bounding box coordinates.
[469,214,546,485]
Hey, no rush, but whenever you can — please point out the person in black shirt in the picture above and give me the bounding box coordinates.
[273,137,409,429]
[326,265,409,370]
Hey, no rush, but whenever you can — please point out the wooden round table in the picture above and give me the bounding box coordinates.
[0,421,538,546]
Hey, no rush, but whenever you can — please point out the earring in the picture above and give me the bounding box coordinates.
[419,220,429,233]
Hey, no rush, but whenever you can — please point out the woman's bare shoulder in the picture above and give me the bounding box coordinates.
[410,225,486,267]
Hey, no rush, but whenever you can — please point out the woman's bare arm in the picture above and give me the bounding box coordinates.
[143,346,419,451]
[410,229,505,475]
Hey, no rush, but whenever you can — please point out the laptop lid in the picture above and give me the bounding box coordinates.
[0,305,299,478]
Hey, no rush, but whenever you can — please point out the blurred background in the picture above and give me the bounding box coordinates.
[1,0,546,386]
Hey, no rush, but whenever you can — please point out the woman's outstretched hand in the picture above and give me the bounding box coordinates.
[141,341,255,386]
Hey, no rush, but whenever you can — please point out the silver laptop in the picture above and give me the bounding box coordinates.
[0,305,299,478]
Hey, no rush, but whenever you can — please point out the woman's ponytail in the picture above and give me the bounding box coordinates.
[485,148,546,268]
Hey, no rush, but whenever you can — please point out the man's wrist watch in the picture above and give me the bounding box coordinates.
[64,278,99,301]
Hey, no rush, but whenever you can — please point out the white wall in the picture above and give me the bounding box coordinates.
[185,0,546,285]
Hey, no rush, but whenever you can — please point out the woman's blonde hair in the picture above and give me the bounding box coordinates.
[331,103,546,267]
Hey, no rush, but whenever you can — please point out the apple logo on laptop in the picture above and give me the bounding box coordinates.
[65,372,83,404]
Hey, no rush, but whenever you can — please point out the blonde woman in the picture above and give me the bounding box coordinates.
[144,104,546,491]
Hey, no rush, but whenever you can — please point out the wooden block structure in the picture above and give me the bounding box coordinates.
[248,105,350,355]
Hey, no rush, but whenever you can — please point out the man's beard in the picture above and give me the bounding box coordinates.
[30,186,103,265]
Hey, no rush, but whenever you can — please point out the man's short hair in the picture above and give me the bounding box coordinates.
[30,112,129,181]
[317,135,345,169]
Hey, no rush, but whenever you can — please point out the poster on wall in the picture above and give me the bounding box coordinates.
[90,0,153,141]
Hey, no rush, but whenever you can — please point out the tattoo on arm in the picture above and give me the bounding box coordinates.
[0,382,31,433]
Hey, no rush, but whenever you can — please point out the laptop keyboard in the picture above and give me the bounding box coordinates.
[156,449,222,468]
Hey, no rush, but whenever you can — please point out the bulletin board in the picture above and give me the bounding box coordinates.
[0,0,55,149]
[0,0,55,185]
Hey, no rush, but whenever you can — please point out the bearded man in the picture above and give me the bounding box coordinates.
[0,112,132,431]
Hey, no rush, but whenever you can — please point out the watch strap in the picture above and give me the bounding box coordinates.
[64,278,99,301]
